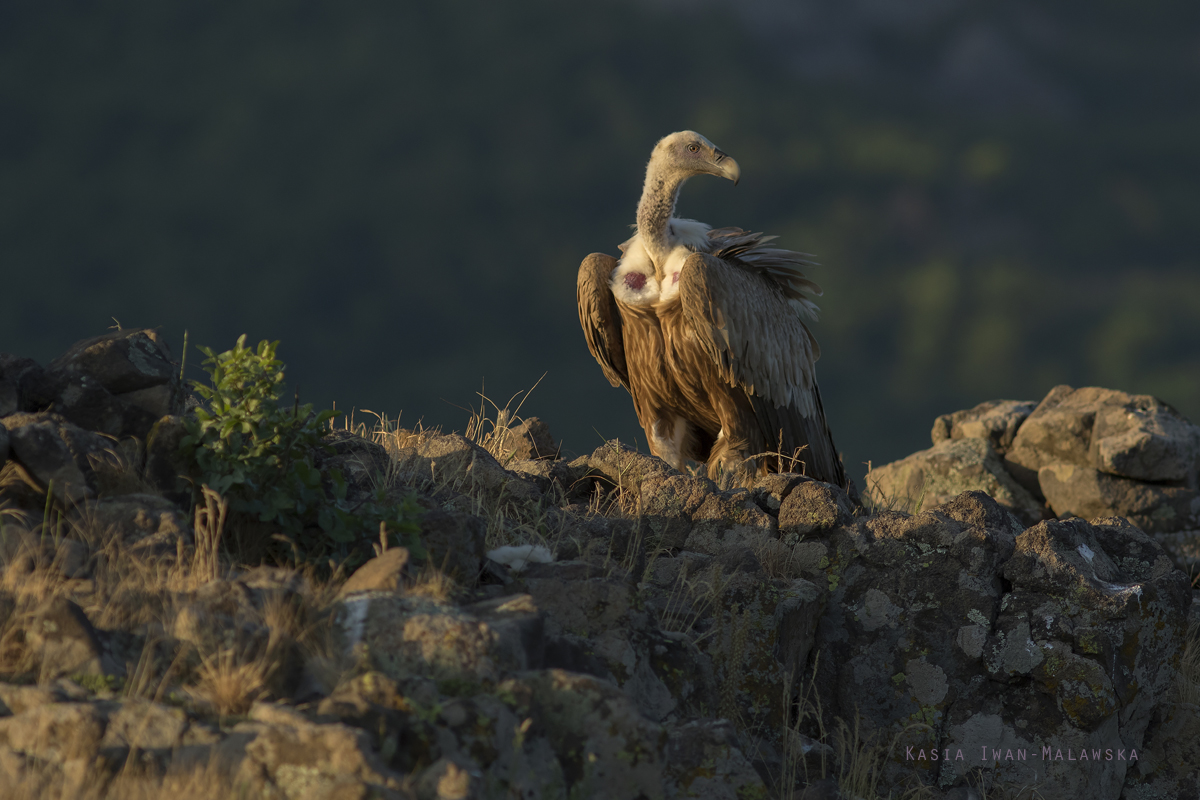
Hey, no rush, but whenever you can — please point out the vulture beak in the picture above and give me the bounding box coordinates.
[711,148,740,185]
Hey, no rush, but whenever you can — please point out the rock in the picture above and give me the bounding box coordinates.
[115,383,178,419]
[312,671,407,737]
[239,703,406,799]
[684,489,778,556]
[0,682,86,716]
[1005,384,1200,494]
[515,670,667,799]
[389,431,540,504]
[0,528,90,579]
[664,718,768,799]
[417,507,487,580]
[1088,395,1200,485]
[76,493,192,554]
[1,412,120,505]
[414,757,480,800]
[795,778,842,799]
[0,354,44,413]
[931,399,1037,456]
[339,547,410,595]
[638,474,717,550]
[567,440,676,502]
[342,593,544,686]
[0,378,18,419]
[523,561,716,722]
[49,328,177,395]
[778,480,857,541]
[1038,462,1200,534]
[491,416,559,461]
[750,471,809,514]
[317,429,391,507]
[99,699,189,751]
[933,515,1190,796]
[462,595,544,674]
[171,576,301,669]
[781,729,836,781]
[1003,385,1105,492]
[1155,529,1200,574]
[864,437,1046,525]
[22,597,111,680]
[0,425,8,466]
[505,457,573,497]
[0,702,107,762]
[0,459,46,510]
[524,562,634,642]
[142,414,190,499]
[22,367,160,438]
[486,544,552,573]
[1125,702,1200,800]
[808,493,1022,789]
[695,573,824,732]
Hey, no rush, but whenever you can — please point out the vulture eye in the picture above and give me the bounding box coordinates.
[687,143,699,153]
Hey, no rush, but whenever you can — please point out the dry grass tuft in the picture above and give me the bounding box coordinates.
[0,748,239,800]
[191,486,228,586]
[862,460,929,515]
[89,441,157,497]
[775,654,938,800]
[1174,616,1200,706]
[189,645,273,718]
[406,562,458,602]
[0,482,354,726]
[658,561,733,647]
[748,532,801,579]
[463,377,545,466]
[965,769,1047,800]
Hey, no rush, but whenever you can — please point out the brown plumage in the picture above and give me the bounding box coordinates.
[577,131,851,492]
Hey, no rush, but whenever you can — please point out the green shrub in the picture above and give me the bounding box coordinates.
[179,335,423,567]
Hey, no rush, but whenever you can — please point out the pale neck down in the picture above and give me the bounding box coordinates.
[635,163,688,275]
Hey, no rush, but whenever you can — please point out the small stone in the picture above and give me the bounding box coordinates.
[340,547,410,595]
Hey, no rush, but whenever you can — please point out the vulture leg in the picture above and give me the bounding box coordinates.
[611,301,703,471]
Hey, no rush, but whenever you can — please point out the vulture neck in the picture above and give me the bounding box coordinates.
[635,163,689,282]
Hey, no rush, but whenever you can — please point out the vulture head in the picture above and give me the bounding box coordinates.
[636,131,741,270]
[650,131,741,185]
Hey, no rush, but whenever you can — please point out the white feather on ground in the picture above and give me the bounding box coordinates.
[486,544,554,572]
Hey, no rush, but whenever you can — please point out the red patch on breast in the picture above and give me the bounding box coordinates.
[672,271,680,284]
[624,272,646,290]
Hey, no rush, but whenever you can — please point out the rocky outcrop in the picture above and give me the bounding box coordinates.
[808,495,1188,797]
[868,386,1200,573]
[864,437,1046,524]
[1,332,1195,799]
[932,399,1037,456]
[0,330,186,512]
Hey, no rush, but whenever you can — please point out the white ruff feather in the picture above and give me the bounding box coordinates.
[665,218,711,249]
[656,245,694,303]
[617,216,713,304]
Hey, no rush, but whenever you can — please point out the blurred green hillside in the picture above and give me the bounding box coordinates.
[1,1,1197,484]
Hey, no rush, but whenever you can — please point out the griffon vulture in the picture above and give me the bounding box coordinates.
[577,131,851,491]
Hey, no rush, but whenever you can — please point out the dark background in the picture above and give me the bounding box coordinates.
[3,0,1198,486]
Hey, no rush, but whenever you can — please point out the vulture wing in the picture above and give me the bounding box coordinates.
[577,252,629,390]
[678,252,847,487]
[706,228,824,323]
